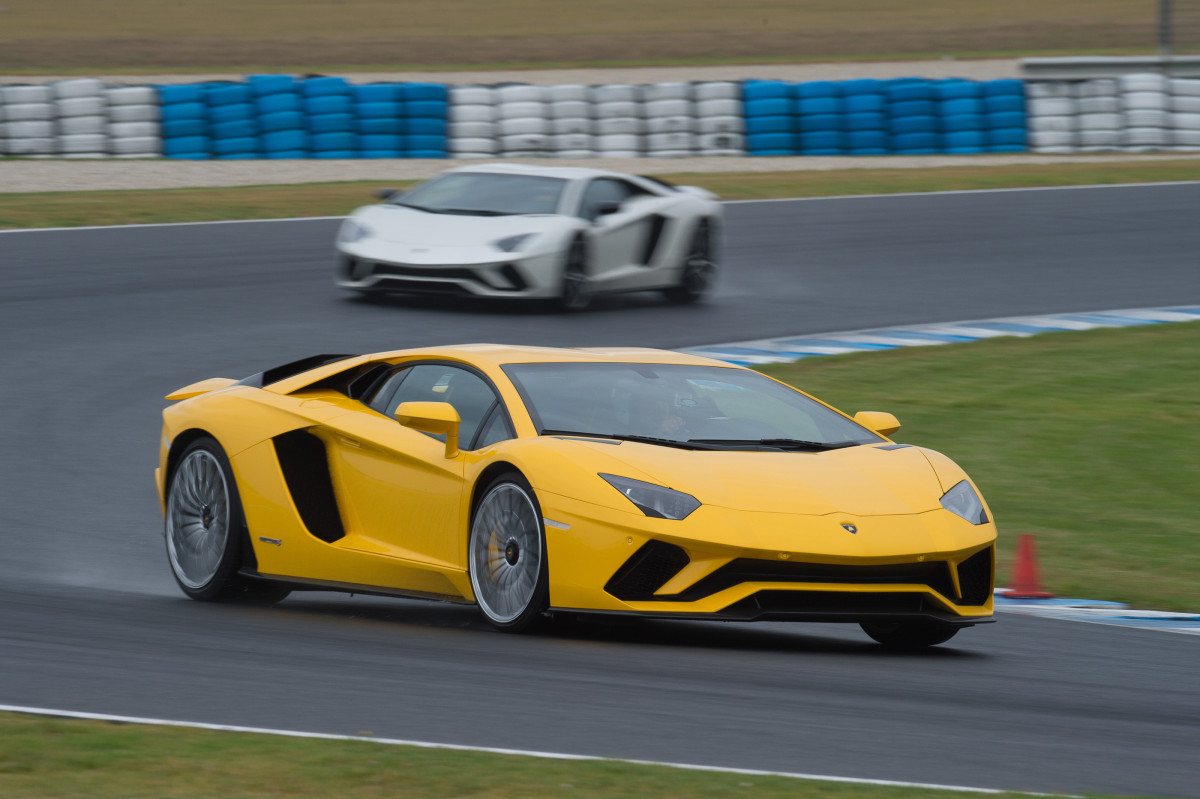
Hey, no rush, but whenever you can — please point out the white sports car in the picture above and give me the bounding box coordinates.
[334,163,722,310]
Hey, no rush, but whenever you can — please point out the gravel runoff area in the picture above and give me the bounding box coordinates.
[4,59,1198,193]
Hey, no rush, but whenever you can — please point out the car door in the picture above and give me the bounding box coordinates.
[323,362,512,573]
[577,178,684,291]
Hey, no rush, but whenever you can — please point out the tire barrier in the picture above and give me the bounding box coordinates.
[745,77,1027,155]
[6,73,1200,159]
[1026,73,1200,153]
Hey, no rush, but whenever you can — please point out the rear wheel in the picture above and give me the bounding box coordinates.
[468,472,549,632]
[165,437,289,605]
[558,236,593,312]
[860,620,959,649]
[665,219,717,303]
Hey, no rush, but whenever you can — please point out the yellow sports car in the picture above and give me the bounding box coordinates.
[156,345,996,648]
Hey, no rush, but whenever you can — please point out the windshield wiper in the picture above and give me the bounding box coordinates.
[539,429,721,451]
[437,208,510,216]
[687,438,862,452]
[393,201,448,214]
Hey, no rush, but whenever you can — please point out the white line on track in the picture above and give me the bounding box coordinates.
[2,179,1198,233]
[0,703,1069,796]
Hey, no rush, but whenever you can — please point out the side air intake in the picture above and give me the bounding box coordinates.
[273,429,345,544]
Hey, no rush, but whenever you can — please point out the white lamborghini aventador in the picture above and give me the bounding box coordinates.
[334,163,722,310]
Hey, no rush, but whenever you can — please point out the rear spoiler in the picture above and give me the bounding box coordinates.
[164,354,357,401]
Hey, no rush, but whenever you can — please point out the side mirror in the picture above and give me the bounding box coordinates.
[595,200,622,218]
[853,411,901,437]
[395,401,461,458]
[375,187,399,201]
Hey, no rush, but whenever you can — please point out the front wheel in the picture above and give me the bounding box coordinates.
[164,437,289,605]
[860,620,960,649]
[664,219,717,304]
[468,472,549,632]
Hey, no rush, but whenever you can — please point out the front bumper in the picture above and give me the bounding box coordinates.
[334,251,560,298]
[539,493,997,625]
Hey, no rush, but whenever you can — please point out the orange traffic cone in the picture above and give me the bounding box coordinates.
[1002,534,1056,599]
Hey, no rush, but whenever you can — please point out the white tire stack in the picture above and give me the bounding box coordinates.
[592,84,642,157]
[2,84,56,156]
[448,85,497,158]
[53,78,109,158]
[1171,78,1200,150]
[642,82,696,157]
[547,84,593,158]
[1026,81,1077,153]
[105,85,161,157]
[1075,79,1120,151]
[496,84,549,157]
[693,82,744,155]
[1119,73,1170,151]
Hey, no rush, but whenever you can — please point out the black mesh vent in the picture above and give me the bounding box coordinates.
[605,540,691,601]
[956,546,994,606]
[273,429,345,544]
[664,558,957,603]
[717,590,978,623]
[498,263,528,291]
[375,263,480,281]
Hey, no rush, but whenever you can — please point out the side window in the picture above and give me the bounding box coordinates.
[475,407,515,448]
[383,364,501,451]
[577,179,637,221]
[366,367,410,415]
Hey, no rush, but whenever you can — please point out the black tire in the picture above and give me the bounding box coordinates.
[468,471,549,632]
[558,236,593,312]
[664,219,717,304]
[164,436,290,605]
[860,620,960,649]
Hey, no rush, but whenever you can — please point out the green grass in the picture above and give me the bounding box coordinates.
[4,159,1200,229]
[0,712,1119,799]
[759,322,1200,612]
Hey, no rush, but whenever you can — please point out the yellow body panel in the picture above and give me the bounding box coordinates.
[157,344,998,623]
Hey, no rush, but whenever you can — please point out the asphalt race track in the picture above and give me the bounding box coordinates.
[2,183,1199,797]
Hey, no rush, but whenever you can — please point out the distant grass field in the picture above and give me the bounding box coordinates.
[0,0,1183,72]
[761,322,1200,612]
[0,712,1101,799]
[3,158,1200,229]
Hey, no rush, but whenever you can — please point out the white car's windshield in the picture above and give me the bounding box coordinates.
[395,172,567,216]
[503,363,884,451]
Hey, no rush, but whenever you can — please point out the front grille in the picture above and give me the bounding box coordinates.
[374,263,481,282]
[605,540,690,601]
[720,590,959,622]
[956,546,994,605]
[666,558,957,603]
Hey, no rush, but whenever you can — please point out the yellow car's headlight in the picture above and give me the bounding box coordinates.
[940,480,988,525]
[600,474,701,520]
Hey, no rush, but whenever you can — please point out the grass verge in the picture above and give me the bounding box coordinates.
[0,712,1092,798]
[760,322,1200,612]
[3,159,1200,229]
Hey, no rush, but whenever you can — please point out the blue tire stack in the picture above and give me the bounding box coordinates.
[304,77,357,158]
[206,82,259,159]
[252,75,306,159]
[842,79,888,155]
[982,79,1027,152]
[401,83,448,158]
[886,79,939,154]
[159,84,209,159]
[937,80,985,154]
[794,81,843,154]
[355,83,404,158]
[742,80,796,155]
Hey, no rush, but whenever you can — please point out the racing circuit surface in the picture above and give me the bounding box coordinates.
[2,183,1199,797]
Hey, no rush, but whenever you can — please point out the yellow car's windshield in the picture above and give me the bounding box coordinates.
[503,362,883,451]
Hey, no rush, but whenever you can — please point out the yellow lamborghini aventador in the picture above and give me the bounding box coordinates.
[156,345,996,648]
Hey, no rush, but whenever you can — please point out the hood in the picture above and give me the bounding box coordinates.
[354,204,569,248]
[566,440,945,516]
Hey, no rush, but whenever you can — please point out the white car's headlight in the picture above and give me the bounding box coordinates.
[940,480,989,525]
[600,474,701,520]
[339,220,374,244]
[492,233,536,252]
